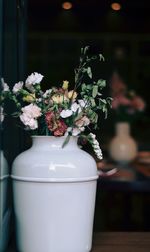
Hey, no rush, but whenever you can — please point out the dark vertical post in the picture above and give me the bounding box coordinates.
[0,0,3,79]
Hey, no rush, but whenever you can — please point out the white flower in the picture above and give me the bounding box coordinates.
[12,81,23,94]
[89,133,96,139]
[72,127,85,136]
[78,99,88,108]
[25,72,43,91]
[20,113,38,130]
[89,133,103,160]
[72,128,81,136]
[71,102,81,113]
[43,89,52,98]
[0,106,4,123]
[26,72,43,85]
[36,98,42,103]
[1,78,9,92]
[60,109,72,118]
[21,104,41,118]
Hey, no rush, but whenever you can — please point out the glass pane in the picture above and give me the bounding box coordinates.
[0,0,27,251]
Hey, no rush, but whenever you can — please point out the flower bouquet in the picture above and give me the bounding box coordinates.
[110,72,145,123]
[1,46,112,159]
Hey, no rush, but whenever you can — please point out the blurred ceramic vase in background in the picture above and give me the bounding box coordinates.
[109,122,137,164]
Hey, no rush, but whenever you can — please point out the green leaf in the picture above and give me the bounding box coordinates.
[99,98,107,104]
[88,110,98,123]
[86,84,92,90]
[97,79,106,88]
[83,46,89,55]
[90,98,96,107]
[74,111,83,121]
[106,97,113,107]
[92,85,98,98]
[99,54,105,61]
[81,83,86,91]
[62,135,71,148]
[87,67,92,79]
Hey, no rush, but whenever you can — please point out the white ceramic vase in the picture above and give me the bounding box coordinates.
[109,122,137,164]
[0,151,11,252]
[12,136,98,252]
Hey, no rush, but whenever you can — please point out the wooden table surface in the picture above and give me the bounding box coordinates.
[92,232,150,252]
[7,232,150,251]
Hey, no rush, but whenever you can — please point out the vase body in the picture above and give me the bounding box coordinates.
[0,151,11,252]
[12,136,98,252]
[109,122,137,164]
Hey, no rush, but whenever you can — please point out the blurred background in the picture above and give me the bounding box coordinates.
[1,0,150,149]
[0,0,150,250]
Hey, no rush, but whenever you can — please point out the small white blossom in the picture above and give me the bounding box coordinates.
[21,104,41,118]
[78,99,89,108]
[43,89,52,98]
[25,72,43,91]
[0,106,4,123]
[26,72,43,85]
[72,128,81,136]
[89,133,103,160]
[71,102,81,113]
[60,109,72,118]
[89,133,96,139]
[36,98,42,103]
[1,78,9,92]
[73,127,85,136]
[12,81,23,94]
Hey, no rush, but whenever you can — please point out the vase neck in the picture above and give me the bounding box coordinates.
[31,136,79,150]
[116,122,130,136]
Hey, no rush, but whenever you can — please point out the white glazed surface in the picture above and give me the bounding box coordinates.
[0,151,9,215]
[0,209,11,252]
[12,136,98,252]
[0,151,10,252]
[12,136,98,180]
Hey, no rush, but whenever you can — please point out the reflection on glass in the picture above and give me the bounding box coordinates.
[0,149,11,251]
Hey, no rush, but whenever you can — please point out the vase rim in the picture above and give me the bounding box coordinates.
[31,135,78,139]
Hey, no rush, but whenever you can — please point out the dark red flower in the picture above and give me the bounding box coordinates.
[45,111,57,131]
[54,120,67,136]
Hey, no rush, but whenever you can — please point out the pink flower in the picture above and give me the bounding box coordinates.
[130,96,146,111]
[75,116,90,127]
[111,95,131,109]
[110,72,126,97]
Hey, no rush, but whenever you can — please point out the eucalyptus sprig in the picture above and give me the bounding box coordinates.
[74,46,105,89]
